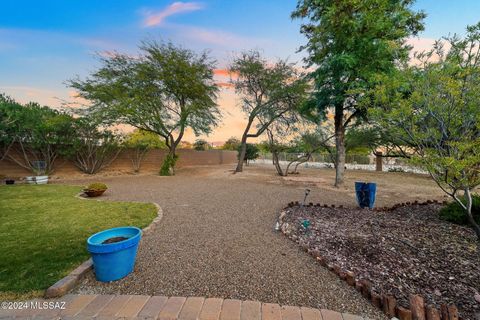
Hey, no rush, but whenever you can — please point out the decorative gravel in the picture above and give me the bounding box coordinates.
[66,168,387,319]
[280,203,480,319]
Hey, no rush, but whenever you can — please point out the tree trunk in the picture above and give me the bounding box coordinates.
[334,111,346,187]
[235,120,253,173]
[272,151,285,176]
[465,189,480,241]
[160,144,178,176]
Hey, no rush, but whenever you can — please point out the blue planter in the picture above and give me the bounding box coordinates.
[355,182,377,209]
[87,226,142,282]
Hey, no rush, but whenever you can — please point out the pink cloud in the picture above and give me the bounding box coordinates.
[143,2,204,27]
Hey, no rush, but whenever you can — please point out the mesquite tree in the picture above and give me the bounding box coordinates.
[230,50,309,173]
[69,41,220,175]
[292,0,425,186]
[370,23,480,240]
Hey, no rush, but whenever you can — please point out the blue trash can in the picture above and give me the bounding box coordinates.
[355,182,377,209]
[87,226,142,282]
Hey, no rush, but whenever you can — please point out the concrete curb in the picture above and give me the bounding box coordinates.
[44,192,164,298]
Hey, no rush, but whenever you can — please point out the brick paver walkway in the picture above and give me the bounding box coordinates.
[0,294,365,319]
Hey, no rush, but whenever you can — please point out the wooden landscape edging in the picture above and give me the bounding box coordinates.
[278,199,460,320]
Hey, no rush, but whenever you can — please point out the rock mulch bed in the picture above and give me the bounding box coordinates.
[279,202,480,319]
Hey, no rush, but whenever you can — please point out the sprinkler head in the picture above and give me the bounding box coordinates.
[302,219,311,229]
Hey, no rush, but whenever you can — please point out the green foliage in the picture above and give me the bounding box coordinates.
[370,24,480,194]
[0,94,21,159]
[439,195,480,225]
[237,143,259,163]
[292,0,425,112]
[85,182,108,191]
[124,129,166,150]
[124,129,165,173]
[0,94,77,174]
[369,23,480,238]
[221,137,240,151]
[292,0,425,184]
[193,139,210,151]
[69,40,220,175]
[0,184,156,296]
[70,118,121,174]
[230,50,309,171]
[160,153,178,176]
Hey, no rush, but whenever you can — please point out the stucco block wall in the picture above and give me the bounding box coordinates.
[0,149,238,178]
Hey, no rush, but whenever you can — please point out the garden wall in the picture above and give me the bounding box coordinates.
[0,149,238,178]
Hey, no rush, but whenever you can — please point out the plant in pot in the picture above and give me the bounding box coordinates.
[83,182,108,197]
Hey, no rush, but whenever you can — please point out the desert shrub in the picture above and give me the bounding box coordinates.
[124,129,166,173]
[439,195,480,225]
[85,182,108,191]
[221,137,240,151]
[237,143,259,165]
[71,119,122,174]
[193,139,210,151]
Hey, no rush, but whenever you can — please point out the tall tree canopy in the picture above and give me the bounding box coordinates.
[69,41,220,175]
[292,0,425,186]
[230,50,309,172]
[369,23,480,239]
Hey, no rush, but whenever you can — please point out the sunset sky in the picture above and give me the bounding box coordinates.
[1,0,480,143]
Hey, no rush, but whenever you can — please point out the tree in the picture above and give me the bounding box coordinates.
[237,143,259,166]
[292,0,425,186]
[0,95,76,175]
[230,50,309,173]
[286,128,334,174]
[370,23,480,240]
[263,111,304,176]
[193,139,210,151]
[221,137,241,151]
[0,94,20,161]
[124,129,166,173]
[69,40,220,176]
[70,118,122,174]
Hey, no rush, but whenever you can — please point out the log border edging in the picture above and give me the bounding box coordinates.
[278,200,460,320]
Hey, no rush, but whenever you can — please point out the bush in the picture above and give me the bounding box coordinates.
[439,195,480,225]
[85,182,108,191]
[193,139,210,151]
[237,143,259,164]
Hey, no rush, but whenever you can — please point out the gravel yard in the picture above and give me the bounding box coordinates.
[280,203,480,319]
[65,164,446,318]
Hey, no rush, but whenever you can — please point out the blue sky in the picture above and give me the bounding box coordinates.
[1,0,479,141]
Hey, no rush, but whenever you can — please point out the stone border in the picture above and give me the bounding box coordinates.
[44,192,163,298]
[277,200,460,320]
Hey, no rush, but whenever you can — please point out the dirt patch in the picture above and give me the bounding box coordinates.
[280,204,480,319]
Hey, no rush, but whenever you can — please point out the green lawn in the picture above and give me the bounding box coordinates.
[0,184,157,298]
